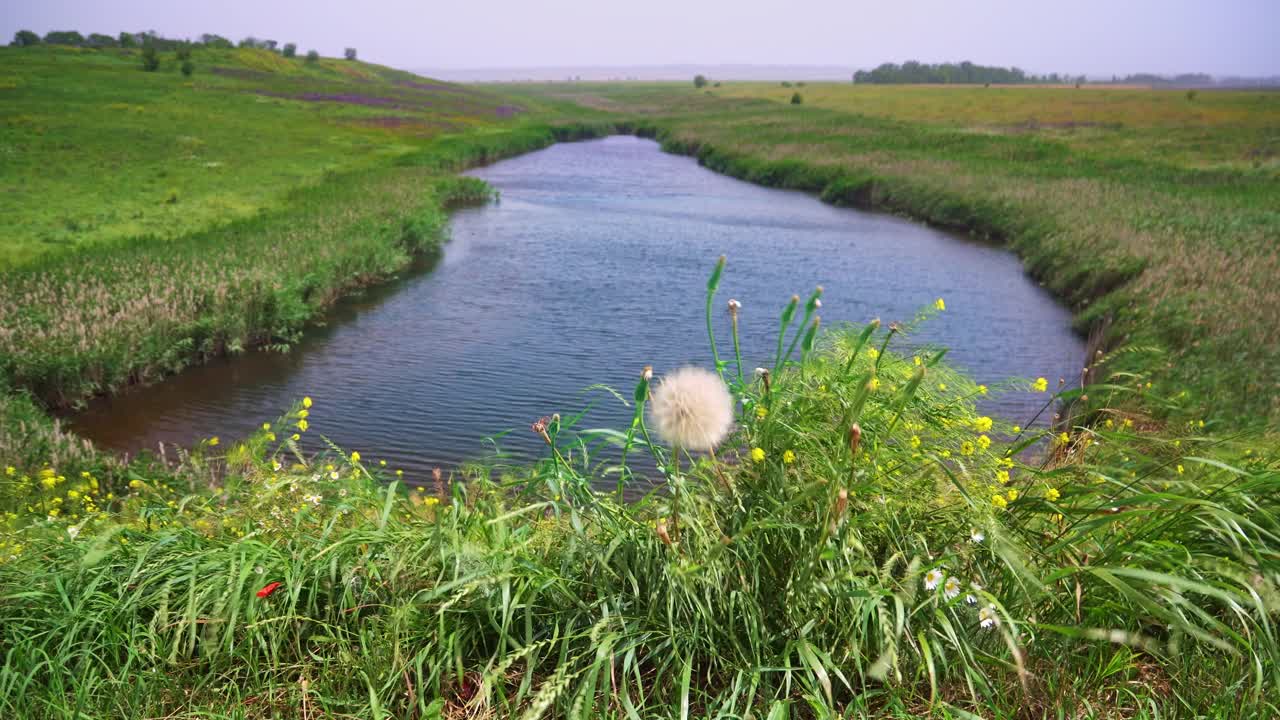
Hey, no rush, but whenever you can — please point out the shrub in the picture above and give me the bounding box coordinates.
[175,43,192,61]
[1186,89,1198,101]
[781,80,792,87]
[140,45,160,72]
[10,30,40,47]
[282,42,297,58]
[790,91,803,104]
[181,60,194,77]
[305,49,319,63]
[693,74,708,88]
[344,47,357,60]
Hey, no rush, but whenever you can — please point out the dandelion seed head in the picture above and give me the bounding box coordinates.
[648,367,734,452]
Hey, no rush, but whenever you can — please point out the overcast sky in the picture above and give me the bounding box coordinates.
[4,0,1277,77]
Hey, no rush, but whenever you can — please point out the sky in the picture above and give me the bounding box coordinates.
[3,0,1277,78]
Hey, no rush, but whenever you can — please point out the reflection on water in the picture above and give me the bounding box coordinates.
[71,136,1083,483]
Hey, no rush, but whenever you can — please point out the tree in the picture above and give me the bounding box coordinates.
[118,32,137,48]
[11,30,40,47]
[86,33,118,48]
[200,34,233,49]
[306,49,320,63]
[43,30,85,46]
[790,92,803,105]
[344,47,357,60]
[282,43,297,58]
[141,44,160,72]
[693,74,707,88]
[175,43,192,61]
[262,40,278,52]
[181,60,195,77]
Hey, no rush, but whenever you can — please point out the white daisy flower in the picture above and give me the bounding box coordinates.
[970,528,985,543]
[979,605,1000,629]
[66,526,80,540]
[924,568,944,590]
[944,576,961,600]
[330,471,340,480]
[255,565,265,575]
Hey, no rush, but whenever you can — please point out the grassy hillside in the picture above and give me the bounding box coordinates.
[0,46,596,415]
[501,82,1280,426]
[0,45,522,267]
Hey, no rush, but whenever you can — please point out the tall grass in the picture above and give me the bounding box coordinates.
[2,261,1275,718]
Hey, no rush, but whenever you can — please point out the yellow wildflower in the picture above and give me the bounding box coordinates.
[4,466,14,476]
[1057,432,1070,446]
[1033,377,1048,393]
[41,476,57,490]
[913,356,922,366]
[973,416,993,432]
[867,347,879,360]
[129,479,142,489]
[297,420,309,432]
[977,434,991,451]
[379,460,387,467]
[424,497,440,507]
[267,432,276,442]
[1045,487,1060,502]
[1176,464,1184,475]
[996,470,1010,484]
[262,423,271,431]
[992,495,1007,509]
[1104,418,1114,428]
[351,451,361,463]
[1012,425,1021,434]
[292,433,301,441]
[960,441,975,456]
[751,447,765,463]
[755,405,768,420]
[1006,489,1019,501]
[298,409,309,419]
[208,437,219,447]
[935,297,945,311]
[868,377,881,391]
[938,383,947,392]
[910,435,921,449]
[303,396,313,409]
[977,384,988,395]
[782,450,796,464]
[396,469,404,477]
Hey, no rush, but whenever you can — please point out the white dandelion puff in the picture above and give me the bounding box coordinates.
[979,605,1000,629]
[924,568,944,590]
[944,576,961,600]
[648,367,734,452]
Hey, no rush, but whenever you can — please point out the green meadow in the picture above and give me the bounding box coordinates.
[1,46,1278,718]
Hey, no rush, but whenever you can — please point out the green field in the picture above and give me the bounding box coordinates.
[1,49,1279,718]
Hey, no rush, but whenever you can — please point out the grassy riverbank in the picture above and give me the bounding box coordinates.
[0,46,604,417]
[2,266,1276,718]
[502,82,1280,427]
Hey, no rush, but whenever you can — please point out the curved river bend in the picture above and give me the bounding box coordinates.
[71,136,1083,480]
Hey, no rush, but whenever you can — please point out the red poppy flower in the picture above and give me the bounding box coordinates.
[257,581,282,599]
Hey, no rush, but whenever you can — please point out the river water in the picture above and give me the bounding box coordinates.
[70,136,1083,481]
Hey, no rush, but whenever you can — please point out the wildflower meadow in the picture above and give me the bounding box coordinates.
[1,258,1275,718]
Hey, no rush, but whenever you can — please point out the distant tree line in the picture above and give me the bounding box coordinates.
[852,61,1085,85]
[1108,73,1214,86]
[8,29,347,63]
